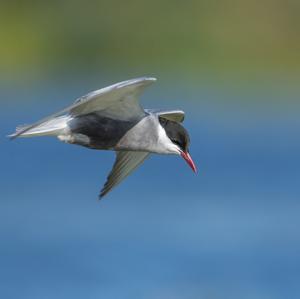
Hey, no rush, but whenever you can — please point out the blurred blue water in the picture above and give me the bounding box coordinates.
[1,79,300,299]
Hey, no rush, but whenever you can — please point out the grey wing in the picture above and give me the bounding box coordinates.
[11,77,156,139]
[100,151,150,198]
[145,109,185,122]
[71,77,156,120]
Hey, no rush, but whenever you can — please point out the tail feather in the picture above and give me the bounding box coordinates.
[14,124,29,133]
[9,115,70,139]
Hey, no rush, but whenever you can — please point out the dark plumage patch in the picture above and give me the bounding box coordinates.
[159,117,190,152]
[69,113,136,149]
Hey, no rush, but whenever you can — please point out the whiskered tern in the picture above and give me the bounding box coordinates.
[10,77,196,198]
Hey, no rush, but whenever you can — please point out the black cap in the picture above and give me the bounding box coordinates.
[159,117,190,152]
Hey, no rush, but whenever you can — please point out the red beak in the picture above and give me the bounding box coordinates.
[180,151,197,173]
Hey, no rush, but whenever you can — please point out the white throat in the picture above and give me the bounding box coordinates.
[116,114,181,155]
[156,122,181,155]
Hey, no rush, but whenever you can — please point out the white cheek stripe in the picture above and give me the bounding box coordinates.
[156,122,181,155]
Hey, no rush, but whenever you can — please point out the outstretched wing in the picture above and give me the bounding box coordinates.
[145,109,185,122]
[71,77,156,120]
[100,151,150,198]
[11,77,156,139]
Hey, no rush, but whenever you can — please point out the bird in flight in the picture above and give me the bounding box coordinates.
[10,77,196,198]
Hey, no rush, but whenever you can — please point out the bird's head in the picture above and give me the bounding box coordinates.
[159,118,197,173]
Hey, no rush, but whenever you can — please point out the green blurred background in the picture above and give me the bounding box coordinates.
[1,0,299,85]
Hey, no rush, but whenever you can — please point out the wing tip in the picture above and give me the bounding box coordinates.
[141,77,157,84]
[98,187,109,200]
[119,76,157,88]
[144,76,157,82]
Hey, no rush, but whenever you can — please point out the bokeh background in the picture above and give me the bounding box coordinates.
[1,1,300,298]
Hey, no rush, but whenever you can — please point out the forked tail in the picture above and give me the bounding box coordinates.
[9,115,70,139]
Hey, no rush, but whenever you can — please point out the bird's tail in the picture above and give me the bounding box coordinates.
[8,115,70,139]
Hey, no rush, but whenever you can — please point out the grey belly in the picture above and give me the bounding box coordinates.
[68,113,137,149]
